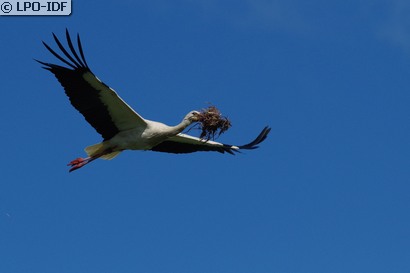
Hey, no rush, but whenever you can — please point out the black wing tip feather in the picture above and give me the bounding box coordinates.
[237,126,271,150]
[33,58,50,69]
[217,126,271,154]
[36,29,90,71]
[221,144,236,155]
[34,58,63,70]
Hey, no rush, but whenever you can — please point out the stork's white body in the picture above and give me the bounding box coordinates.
[105,119,189,151]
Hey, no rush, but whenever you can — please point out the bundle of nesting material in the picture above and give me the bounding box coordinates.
[194,105,232,140]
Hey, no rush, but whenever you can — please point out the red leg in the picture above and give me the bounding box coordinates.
[67,147,116,172]
[67,157,93,172]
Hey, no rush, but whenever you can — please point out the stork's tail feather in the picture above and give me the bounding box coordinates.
[85,142,105,157]
[100,151,121,160]
[85,142,121,160]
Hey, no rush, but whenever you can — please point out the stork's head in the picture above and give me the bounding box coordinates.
[185,110,201,123]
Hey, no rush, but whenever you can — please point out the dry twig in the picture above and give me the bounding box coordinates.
[192,105,232,140]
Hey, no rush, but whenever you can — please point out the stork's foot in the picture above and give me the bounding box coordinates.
[67,157,90,172]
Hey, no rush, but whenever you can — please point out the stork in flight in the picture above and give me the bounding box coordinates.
[36,30,271,172]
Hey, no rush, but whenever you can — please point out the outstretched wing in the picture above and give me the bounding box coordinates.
[150,126,271,154]
[36,29,147,140]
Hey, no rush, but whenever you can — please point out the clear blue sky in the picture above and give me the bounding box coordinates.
[1,1,410,272]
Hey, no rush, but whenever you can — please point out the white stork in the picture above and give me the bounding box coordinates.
[36,30,271,172]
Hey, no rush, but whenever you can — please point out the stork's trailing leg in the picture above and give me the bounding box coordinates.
[67,156,98,172]
[67,144,119,172]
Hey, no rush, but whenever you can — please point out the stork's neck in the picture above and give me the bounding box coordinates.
[169,118,192,135]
